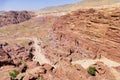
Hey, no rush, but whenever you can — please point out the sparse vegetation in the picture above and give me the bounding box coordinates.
[9,70,19,79]
[87,66,96,76]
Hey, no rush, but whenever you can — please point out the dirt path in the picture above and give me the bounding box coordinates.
[31,37,51,65]
[16,37,52,65]
[72,56,120,69]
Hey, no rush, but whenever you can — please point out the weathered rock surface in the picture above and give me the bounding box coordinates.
[51,7,120,63]
[0,11,32,27]
[0,43,32,67]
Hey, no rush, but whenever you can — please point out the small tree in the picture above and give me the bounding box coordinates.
[88,66,96,76]
[9,70,19,79]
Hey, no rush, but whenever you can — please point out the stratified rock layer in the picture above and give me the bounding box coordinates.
[51,7,120,63]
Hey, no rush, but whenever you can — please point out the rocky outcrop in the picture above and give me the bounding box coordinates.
[90,62,116,80]
[51,7,120,63]
[0,11,32,27]
[0,42,32,67]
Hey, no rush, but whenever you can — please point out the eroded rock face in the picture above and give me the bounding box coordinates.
[33,7,120,80]
[0,11,32,27]
[0,42,33,67]
[53,59,89,80]
[51,7,120,63]
[0,42,56,80]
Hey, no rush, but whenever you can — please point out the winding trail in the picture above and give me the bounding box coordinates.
[16,37,52,65]
[72,56,120,69]
[32,37,51,65]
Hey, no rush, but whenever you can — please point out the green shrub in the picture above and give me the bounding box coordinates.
[9,70,19,79]
[87,66,96,76]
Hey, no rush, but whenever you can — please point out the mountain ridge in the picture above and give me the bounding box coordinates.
[35,0,120,17]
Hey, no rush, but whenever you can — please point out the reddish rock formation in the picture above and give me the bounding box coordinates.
[0,42,33,67]
[0,11,32,27]
[51,7,120,63]
[0,6,120,80]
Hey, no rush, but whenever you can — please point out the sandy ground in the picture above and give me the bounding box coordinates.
[32,37,51,65]
[72,56,120,69]
[110,68,120,80]
[16,37,52,65]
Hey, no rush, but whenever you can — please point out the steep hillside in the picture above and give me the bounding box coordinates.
[46,6,120,80]
[52,7,120,63]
